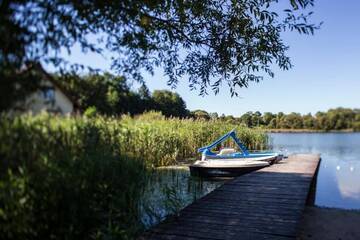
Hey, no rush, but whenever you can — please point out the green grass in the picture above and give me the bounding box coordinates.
[0,112,268,239]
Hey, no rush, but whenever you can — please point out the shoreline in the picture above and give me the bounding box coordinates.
[265,128,357,133]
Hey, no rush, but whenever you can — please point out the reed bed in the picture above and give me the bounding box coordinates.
[121,111,269,166]
[0,112,268,239]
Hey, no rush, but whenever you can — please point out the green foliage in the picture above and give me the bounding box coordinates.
[151,90,189,118]
[57,73,142,115]
[190,110,211,120]
[235,108,360,131]
[0,64,43,111]
[120,112,268,166]
[56,74,189,118]
[0,114,147,239]
[1,0,319,106]
[84,106,98,118]
[0,112,268,239]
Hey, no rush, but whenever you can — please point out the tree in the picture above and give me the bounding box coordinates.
[137,83,153,113]
[209,112,219,120]
[303,113,315,129]
[138,83,151,101]
[1,0,320,110]
[268,118,277,129]
[240,112,253,127]
[57,72,142,115]
[152,90,188,117]
[262,112,275,126]
[315,111,327,130]
[191,110,211,120]
[252,111,263,126]
[285,112,303,129]
[223,115,238,124]
[276,112,285,128]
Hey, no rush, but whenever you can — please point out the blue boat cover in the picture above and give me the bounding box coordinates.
[197,129,250,156]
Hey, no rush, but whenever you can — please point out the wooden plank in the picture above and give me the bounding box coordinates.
[140,154,321,240]
[217,187,310,196]
[214,188,310,198]
[181,207,300,219]
[189,202,304,214]
[142,232,293,240]
[230,179,312,186]
[153,219,297,237]
[196,199,305,211]
[206,195,306,204]
[149,227,295,240]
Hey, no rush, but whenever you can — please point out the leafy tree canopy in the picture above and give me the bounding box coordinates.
[0,0,320,110]
[191,110,211,120]
[152,90,189,117]
[55,73,190,118]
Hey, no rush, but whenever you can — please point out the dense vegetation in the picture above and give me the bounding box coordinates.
[0,112,268,239]
[57,73,189,118]
[0,114,147,239]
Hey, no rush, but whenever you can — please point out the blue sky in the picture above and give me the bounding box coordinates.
[54,0,360,117]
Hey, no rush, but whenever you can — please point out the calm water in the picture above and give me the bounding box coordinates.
[270,133,360,210]
[141,168,223,228]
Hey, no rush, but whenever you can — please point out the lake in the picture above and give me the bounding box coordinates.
[142,132,360,228]
[270,132,360,210]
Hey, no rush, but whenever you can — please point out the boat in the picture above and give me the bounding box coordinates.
[189,129,282,177]
[189,159,270,177]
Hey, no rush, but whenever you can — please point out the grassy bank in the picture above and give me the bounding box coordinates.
[0,112,268,239]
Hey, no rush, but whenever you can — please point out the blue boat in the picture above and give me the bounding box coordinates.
[189,129,282,177]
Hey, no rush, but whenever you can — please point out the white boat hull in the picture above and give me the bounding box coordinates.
[189,158,270,177]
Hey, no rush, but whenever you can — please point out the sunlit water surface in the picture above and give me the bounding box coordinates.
[270,133,360,209]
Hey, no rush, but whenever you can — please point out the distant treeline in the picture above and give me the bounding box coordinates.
[208,109,360,132]
[57,73,360,132]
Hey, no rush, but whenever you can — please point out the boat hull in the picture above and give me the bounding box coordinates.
[205,155,279,164]
[189,164,267,177]
[189,158,270,178]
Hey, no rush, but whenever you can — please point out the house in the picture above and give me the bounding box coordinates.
[13,64,78,115]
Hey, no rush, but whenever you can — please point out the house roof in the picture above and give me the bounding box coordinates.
[24,62,80,109]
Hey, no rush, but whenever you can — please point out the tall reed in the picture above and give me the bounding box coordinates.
[121,111,268,166]
[0,114,147,239]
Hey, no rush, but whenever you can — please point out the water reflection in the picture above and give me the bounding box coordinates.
[335,162,360,200]
[141,168,224,228]
[270,133,360,209]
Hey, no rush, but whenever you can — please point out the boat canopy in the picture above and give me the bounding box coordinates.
[197,129,249,156]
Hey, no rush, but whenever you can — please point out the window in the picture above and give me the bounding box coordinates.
[42,87,55,103]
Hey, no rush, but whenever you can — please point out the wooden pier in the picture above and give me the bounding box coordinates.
[140,154,321,240]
